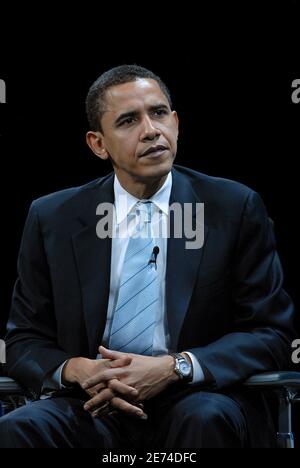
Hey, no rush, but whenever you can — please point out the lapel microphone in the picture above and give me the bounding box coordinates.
[149,246,160,270]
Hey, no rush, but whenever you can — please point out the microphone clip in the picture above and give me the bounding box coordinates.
[149,246,159,270]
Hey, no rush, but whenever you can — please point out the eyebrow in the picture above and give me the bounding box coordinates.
[114,103,170,126]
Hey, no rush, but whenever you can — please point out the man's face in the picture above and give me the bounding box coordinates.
[97,79,179,183]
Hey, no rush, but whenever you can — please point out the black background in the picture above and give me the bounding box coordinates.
[0,1,299,445]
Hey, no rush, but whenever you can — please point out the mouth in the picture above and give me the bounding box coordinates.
[140,145,168,158]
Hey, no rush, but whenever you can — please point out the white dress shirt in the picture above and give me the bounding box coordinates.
[44,172,204,391]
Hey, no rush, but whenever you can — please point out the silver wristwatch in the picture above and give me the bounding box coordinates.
[171,353,193,381]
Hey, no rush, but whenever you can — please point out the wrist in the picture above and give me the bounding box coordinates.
[62,357,83,385]
[160,355,180,384]
[169,355,181,383]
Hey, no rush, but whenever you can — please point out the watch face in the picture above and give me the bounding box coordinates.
[180,360,191,377]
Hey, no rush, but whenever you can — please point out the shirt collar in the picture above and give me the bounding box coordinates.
[114,171,172,225]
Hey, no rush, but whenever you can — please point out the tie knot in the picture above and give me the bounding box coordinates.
[136,201,152,223]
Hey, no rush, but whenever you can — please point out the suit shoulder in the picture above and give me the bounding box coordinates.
[30,173,113,217]
[173,164,254,202]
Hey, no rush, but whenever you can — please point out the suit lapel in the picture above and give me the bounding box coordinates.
[72,174,114,357]
[166,168,209,351]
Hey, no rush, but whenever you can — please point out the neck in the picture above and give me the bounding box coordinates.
[116,172,169,199]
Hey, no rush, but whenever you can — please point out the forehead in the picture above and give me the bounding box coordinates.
[104,79,169,114]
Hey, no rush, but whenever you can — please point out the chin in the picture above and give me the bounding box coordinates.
[138,155,175,179]
[140,161,173,181]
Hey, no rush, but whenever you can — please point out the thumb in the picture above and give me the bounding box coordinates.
[109,356,131,368]
[99,345,128,360]
[99,346,132,368]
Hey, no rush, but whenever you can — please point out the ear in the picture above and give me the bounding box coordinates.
[172,110,179,139]
[172,110,179,129]
[86,131,109,160]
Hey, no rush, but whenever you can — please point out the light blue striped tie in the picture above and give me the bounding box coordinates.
[109,201,158,355]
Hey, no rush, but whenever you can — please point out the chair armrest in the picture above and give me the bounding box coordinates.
[244,372,300,448]
[0,377,24,395]
[243,371,300,393]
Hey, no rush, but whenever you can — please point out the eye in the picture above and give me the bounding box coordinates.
[153,109,168,116]
[119,116,136,126]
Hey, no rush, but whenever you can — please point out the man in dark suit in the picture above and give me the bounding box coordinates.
[0,65,295,448]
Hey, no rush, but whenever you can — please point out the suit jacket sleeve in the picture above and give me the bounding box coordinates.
[4,202,73,397]
[186,190,296,390]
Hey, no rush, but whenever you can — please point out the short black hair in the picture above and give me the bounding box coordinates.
[85,64,172,132]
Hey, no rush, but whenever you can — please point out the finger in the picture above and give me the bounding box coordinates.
[110,396,148,420]
[90,400,144,419]
[90,401,113,418]
[85,381,107,397]
[82,367,127,390]
[92,407,117,418]
[91,382,107,393]
[84,387,114,412]
[107,379,138,399]
[86,380,138,415]
[82,360,128,394]
[91,408,102,418]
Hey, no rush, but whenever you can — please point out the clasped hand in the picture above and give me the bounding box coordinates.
[81,346,176,419]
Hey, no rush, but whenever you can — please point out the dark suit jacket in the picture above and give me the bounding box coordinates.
[4,165,295,398]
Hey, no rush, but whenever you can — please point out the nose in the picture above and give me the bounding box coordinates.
[140,115,161,141]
